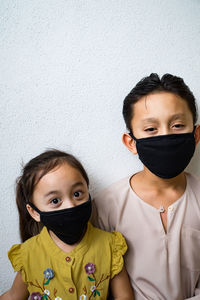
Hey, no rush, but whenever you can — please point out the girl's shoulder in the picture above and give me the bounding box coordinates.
[89,223,127,255]
[88,223,127,279]
[8,228,45,272]
[9,227,43,252]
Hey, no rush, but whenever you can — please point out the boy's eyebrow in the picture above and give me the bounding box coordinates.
[44,182,85,198]
[170,113,186,120]
[141,118,159,123]
[141,114,186,123]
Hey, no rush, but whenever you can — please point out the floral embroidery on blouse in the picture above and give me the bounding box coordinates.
[85,263,95,274]
[29,268,62,300]
[31,292,42,300]
[80,263,110,299]
[44,268,54,280]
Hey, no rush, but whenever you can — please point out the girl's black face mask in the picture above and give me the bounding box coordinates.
[28,196,92,245]
[129,128,196,179]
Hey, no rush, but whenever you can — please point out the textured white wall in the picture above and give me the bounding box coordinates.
[1,0,200,292]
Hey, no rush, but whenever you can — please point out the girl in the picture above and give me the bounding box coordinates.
[0,149,134,300]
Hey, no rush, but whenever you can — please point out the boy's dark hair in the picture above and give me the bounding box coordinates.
[123,73,198,131]
[16,149,89,242]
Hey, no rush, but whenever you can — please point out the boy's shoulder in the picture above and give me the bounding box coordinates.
[186,171,200,181]
[186,172,200,192]
[95,175,131,202]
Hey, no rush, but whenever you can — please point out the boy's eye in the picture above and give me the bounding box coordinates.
[73,191,82,198]
[50,198,61,205]
[172,124,184,128]
[144,127,156,132]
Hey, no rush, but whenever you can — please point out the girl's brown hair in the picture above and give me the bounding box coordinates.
[16,149,89,242]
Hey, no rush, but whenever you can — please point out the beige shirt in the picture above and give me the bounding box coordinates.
[93,173,200,300]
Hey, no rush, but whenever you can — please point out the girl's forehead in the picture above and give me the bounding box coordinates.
[35,163,85,188]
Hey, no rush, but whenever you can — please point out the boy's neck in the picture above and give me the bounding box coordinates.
[130,169,187,233]
[139,168,186,190]
[131,168,187,195]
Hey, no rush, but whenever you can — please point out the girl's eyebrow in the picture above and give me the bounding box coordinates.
[44,190,59,198]
[71,182,85,188]
[44,182,85,198]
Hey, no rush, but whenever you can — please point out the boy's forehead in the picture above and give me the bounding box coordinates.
[131,92,192,122]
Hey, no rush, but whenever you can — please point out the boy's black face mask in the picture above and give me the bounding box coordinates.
[28,196,92,245]
[129,128,196,179]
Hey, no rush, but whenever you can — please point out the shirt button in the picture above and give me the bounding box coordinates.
[158,206,165,213]
[65,256,71,262]
[168,206,174,212]
[69,287,74,293]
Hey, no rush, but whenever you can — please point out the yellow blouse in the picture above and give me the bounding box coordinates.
[8,222,127,300]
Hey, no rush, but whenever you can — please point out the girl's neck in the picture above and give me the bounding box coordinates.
[49,230,78,253]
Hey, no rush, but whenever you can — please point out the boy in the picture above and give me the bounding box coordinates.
[93,73,200,300]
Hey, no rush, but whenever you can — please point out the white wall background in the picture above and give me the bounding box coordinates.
[0,0,200,292]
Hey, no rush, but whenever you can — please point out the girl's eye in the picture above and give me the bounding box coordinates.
[73,191,82,198]
[50,198,61,205]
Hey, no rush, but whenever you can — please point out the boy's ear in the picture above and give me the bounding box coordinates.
[194,125,200,146]
[26,204,41,222]
[122,133,137,154]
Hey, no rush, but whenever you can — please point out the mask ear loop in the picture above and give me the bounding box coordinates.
[21,181,41,213]
[27,201,41,214]
[129,131,137,141]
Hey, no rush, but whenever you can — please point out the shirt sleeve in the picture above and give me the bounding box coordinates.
[92,191,118,232]
[184,277,200,299]
[8,244,26,283]
[195,281,200,296]
[110,231,127,279]
[90,199,101,228]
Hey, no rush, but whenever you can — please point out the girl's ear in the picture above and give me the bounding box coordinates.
[122,133,138,155]
[194,125,200,146]
[26,204,41,222]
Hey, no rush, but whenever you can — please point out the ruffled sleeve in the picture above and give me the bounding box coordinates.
[8,244,26,282]
[110,231,127,279]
